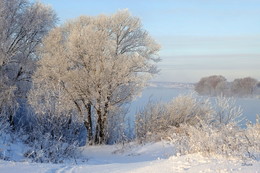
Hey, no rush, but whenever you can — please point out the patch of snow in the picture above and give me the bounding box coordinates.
[0,141,260,173]
[0,133,28,162]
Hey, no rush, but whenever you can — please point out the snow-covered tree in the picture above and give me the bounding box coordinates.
[0,0,56,127]
[29,10,160,144]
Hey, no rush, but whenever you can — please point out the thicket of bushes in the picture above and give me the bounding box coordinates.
[0,110,81,163]
[135,95,260,160]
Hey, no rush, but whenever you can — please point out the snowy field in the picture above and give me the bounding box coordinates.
[1,141,260,173]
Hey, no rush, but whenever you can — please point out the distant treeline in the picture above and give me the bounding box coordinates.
[195,75,260,97]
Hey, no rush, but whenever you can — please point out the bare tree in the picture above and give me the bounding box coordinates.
[0,0,56,127]
[29,10,160,144]
[231,77,258,97]
[195,75,227,96]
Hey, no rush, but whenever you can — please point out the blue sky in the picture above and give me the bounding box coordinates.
[40,0,260,82]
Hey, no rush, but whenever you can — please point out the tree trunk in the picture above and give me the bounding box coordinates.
[94,109,105,144]
[82,101,93,145]
[86,103,93,145]
[9,113,15,128]
[8,107,15,130]
[94,101,110,145]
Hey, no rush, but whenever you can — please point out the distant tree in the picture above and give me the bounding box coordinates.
[195,75,227,96]
[231,77,258,96]
[29,10,160,144]
[0,0,56,127]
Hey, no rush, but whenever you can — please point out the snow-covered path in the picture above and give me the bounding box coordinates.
[0,142,259,173]
[1,154,259,173]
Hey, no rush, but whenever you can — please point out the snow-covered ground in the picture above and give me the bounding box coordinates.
[1,141,260,173]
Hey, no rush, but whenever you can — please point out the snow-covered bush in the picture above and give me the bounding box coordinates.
[166,95,213,127]
[0,81,18,127]
[171,122,246,158]
[24,133,79,163]
[0,109,80,163]
[136,94,260,160]
[135,95,213,143]
[171,118,260,160]
[0,114,10,134]
[135,101,169,142]
[22,110,82,163]
[0,118,11,160]
[243,115,260,159]
[107,107,129,144]
[0,116,31,161]
[212,96,243,126]
[169,98,259,159]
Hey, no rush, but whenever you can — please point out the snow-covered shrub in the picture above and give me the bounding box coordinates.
[166,95,213,127]
[0,116,10,134]
[26,80,84,162]
[0,116,31,161]
[171,122,246,158]
[107,107,129,144]
[243,115,260,159]
[135,95,213,143]
[0,118,11,160]
[0,99,17,160]
[212,96,243,126]
[169,96,248,158]
[135,94,260,160]
[0,107,81,163]
[22,110,82,163]
[135,101,169,142]
[0,81,18,127]
[169,100,258,159]
[24,133,79,163]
